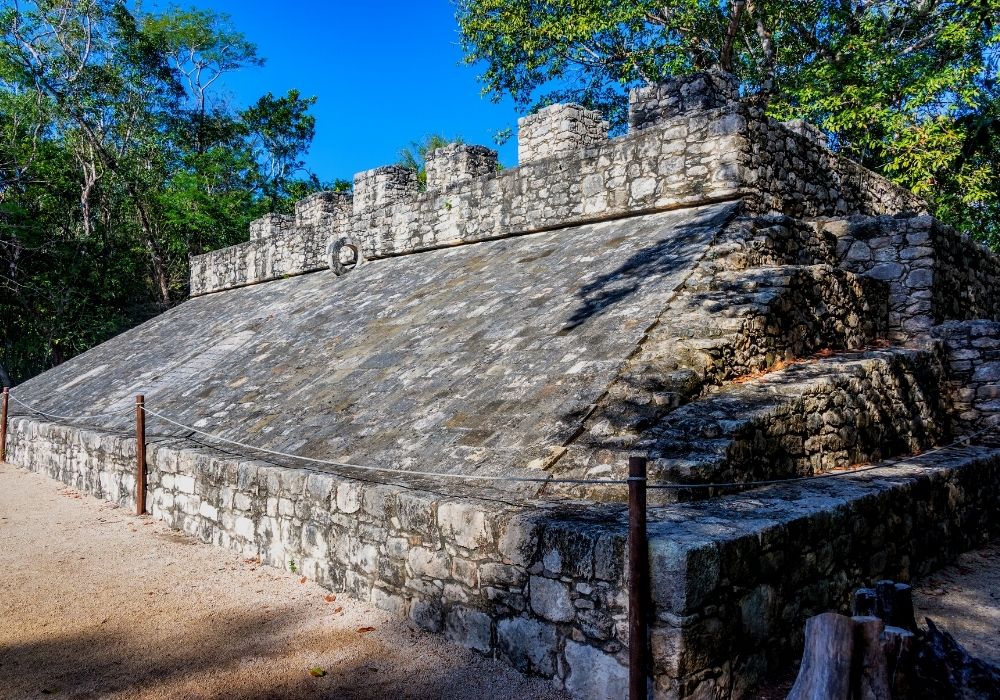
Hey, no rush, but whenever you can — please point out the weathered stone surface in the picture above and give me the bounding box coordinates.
[564,641,629,700]
[529,575,575,622]
[496,617,559,676]
[518,103,608,163]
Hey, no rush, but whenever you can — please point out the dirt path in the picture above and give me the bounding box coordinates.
[0,463,568,700]
[913,540,1000,666]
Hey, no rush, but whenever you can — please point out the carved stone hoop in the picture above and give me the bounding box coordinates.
[326,236,365,276]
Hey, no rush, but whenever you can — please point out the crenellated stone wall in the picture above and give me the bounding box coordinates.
[189,71,930,297]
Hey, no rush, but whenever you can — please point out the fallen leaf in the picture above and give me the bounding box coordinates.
[357,626,375,633]
[324,594,336,603]
[299,576,307,584]
[308,667,326,678]
[333,606,343,614]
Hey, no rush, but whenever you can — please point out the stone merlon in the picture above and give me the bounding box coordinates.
[425,143,499,192]
[517,103,609,164]
[353,165,419,214]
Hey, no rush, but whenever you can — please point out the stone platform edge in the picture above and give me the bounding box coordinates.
[5,416,999,698]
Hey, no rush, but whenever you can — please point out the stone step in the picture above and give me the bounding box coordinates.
[547,264,887,486]
[638,348,947,502]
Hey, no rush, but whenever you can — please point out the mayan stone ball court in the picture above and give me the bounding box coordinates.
[3,71,1000,698]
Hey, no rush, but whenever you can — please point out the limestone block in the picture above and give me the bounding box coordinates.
[352,166,418,214]
[564,641,629,700]
[517,103,608,164]
[529,575,574,622]
[496,617,559,676]
[444,606,493,653]
[425,143,498,192]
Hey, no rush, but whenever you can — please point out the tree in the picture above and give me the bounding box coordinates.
[0,1,332,381]
[397,134,464,189]
[456,0,1000,246]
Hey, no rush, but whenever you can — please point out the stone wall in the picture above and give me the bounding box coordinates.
[742,110,927,219]
[932,320,1000,429]
[818,215,1000,340]
[644,349,947,497]
[6,415,998,699]
[4,416,634,696]
[650,445,1000,698]
[189,72,930,297]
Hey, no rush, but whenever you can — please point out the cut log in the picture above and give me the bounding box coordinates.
[892,583,916,632]
[852,616,891,700]
[882,625,917,698]
[787,612,855,700]
[875,580,897,626]
[853,587,877,617]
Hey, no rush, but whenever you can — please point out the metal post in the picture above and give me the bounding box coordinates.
[135,394,146,516]
[628,455,649,700]
[1,387,9,463]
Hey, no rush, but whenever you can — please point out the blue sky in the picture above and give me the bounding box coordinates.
[150,1,522,182]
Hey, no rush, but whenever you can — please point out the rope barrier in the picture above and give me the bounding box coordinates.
[139,406,998,491]
[141,407,629,486]
[7,392,131,422]
[5,390,995,491]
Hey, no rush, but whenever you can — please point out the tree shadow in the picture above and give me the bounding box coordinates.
[560,208,736,332]
[0,604,565,700]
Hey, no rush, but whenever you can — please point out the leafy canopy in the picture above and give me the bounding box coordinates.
[0,1,332,382]
[457,0,1000,246]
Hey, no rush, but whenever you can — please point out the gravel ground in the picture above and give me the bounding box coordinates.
[0,463,568,700]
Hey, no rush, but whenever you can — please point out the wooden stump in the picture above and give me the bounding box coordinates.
[787,612,856,700]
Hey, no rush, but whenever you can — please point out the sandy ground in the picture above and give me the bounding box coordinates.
[0,463,568,700]
[913,540,1000,666]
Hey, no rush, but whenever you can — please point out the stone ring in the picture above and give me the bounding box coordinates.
[326,236,365,276]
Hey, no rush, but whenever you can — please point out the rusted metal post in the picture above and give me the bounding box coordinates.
[1,387,9,463]
[628,455,649,700]
[135,394,146,516]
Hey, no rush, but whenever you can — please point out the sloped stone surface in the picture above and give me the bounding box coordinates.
[10,204,737,492]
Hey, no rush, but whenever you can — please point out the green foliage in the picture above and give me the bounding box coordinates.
[0,1,330,382]
[457,0,1000,246]
[398,133,464,189]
